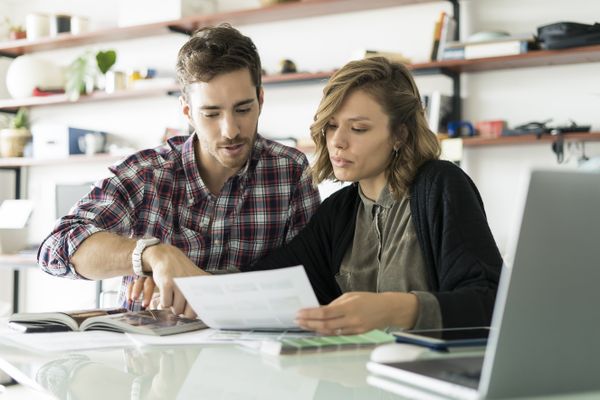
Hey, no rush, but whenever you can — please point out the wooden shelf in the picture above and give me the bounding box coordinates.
[461,132,600,147]
[8,40,597,110]
[0,72,338,110]
[412,44,600,73]
[0,83,180,111]
[0,154,125,167]
[263,70,334,84]
[0,0,432,57]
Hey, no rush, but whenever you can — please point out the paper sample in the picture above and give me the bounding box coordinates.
[175,266,319,330]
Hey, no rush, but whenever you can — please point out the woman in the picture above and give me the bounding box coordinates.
[245,57,503,335]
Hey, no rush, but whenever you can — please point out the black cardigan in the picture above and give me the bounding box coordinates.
[246,160,503,328]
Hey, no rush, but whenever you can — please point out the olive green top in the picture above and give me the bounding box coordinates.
[335,185,442,330]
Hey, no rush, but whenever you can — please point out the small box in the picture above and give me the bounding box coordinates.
[32,123,69,159]
[32,124,107,158]
[118,0,217,27]
[476,120,506,139]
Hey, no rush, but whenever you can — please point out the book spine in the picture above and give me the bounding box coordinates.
[441,46,465,60]
[429,12,445,61]
[437,14,456,61]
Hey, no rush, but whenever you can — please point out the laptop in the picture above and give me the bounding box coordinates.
[367,170,600,399]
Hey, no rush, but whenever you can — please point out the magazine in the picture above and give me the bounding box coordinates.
[9,308,207,336]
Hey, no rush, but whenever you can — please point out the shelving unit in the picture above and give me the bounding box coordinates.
[0,0,460,117]
[0,71,336,112]
[412,44,600,73]
[0,0,596,187]
[0,0,438,58]
[5,40,600,112]
[0,0,598,152]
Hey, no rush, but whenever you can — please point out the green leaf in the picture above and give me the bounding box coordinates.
[96,50,117,75]
[10,108,28,129]
[65,51,95,101]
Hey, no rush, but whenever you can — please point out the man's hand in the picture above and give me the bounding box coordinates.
[133,243,209,318]
[127,276,157,309]
[295,292,419,335]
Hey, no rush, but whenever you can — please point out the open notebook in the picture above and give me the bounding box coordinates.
[368,170,600,399]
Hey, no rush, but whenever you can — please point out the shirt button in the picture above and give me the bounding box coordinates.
[213,240,221,245]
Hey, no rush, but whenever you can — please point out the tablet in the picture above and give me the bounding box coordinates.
[392,327,490,351]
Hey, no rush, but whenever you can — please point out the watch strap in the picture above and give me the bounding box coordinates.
[132,237,160,277]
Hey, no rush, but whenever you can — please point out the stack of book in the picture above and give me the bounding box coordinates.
[430,11,457,61]
[440,33,538,61]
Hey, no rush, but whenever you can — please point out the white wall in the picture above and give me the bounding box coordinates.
[2,0,599,311]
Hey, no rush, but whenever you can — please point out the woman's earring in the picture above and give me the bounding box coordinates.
[321,128,326,138]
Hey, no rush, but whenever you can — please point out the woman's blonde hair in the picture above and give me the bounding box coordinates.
[310,57,441,198]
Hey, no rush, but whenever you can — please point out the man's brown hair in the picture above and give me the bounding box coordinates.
[176,23,262,99]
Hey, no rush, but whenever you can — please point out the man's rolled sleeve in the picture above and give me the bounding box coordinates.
[38,222,105,279]
[37,176,135,279]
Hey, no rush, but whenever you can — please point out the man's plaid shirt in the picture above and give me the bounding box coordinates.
[37,134,321,305]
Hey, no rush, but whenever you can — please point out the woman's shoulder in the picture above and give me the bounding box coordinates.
[321,183,358,206]
[416,159,462,178]
[313,184,360,219]
[413,160,473,188]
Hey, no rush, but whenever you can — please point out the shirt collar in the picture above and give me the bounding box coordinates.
[358,184,396,211]
[182,133,265,205]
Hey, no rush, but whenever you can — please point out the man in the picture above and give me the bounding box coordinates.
[38,24,321,317]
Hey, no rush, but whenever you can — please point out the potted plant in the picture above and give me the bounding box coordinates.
[0,108,32,158]
[9,24,26,40]
[65,49,117,101]
[95,50,117,91]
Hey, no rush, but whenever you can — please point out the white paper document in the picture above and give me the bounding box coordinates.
[174,266,319,330]
[128,327,317,347]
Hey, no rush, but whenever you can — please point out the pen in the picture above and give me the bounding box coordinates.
[126,298,144,312]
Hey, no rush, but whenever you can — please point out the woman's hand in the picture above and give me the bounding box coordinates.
[295,292,419,335]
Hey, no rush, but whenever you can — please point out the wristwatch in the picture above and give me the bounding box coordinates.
[132,237,160,277]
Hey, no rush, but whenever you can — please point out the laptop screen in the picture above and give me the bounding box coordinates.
[368,170,600,400]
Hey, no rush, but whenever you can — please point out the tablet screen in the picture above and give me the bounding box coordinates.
[409,327,490,341]
[393,327,490,349]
